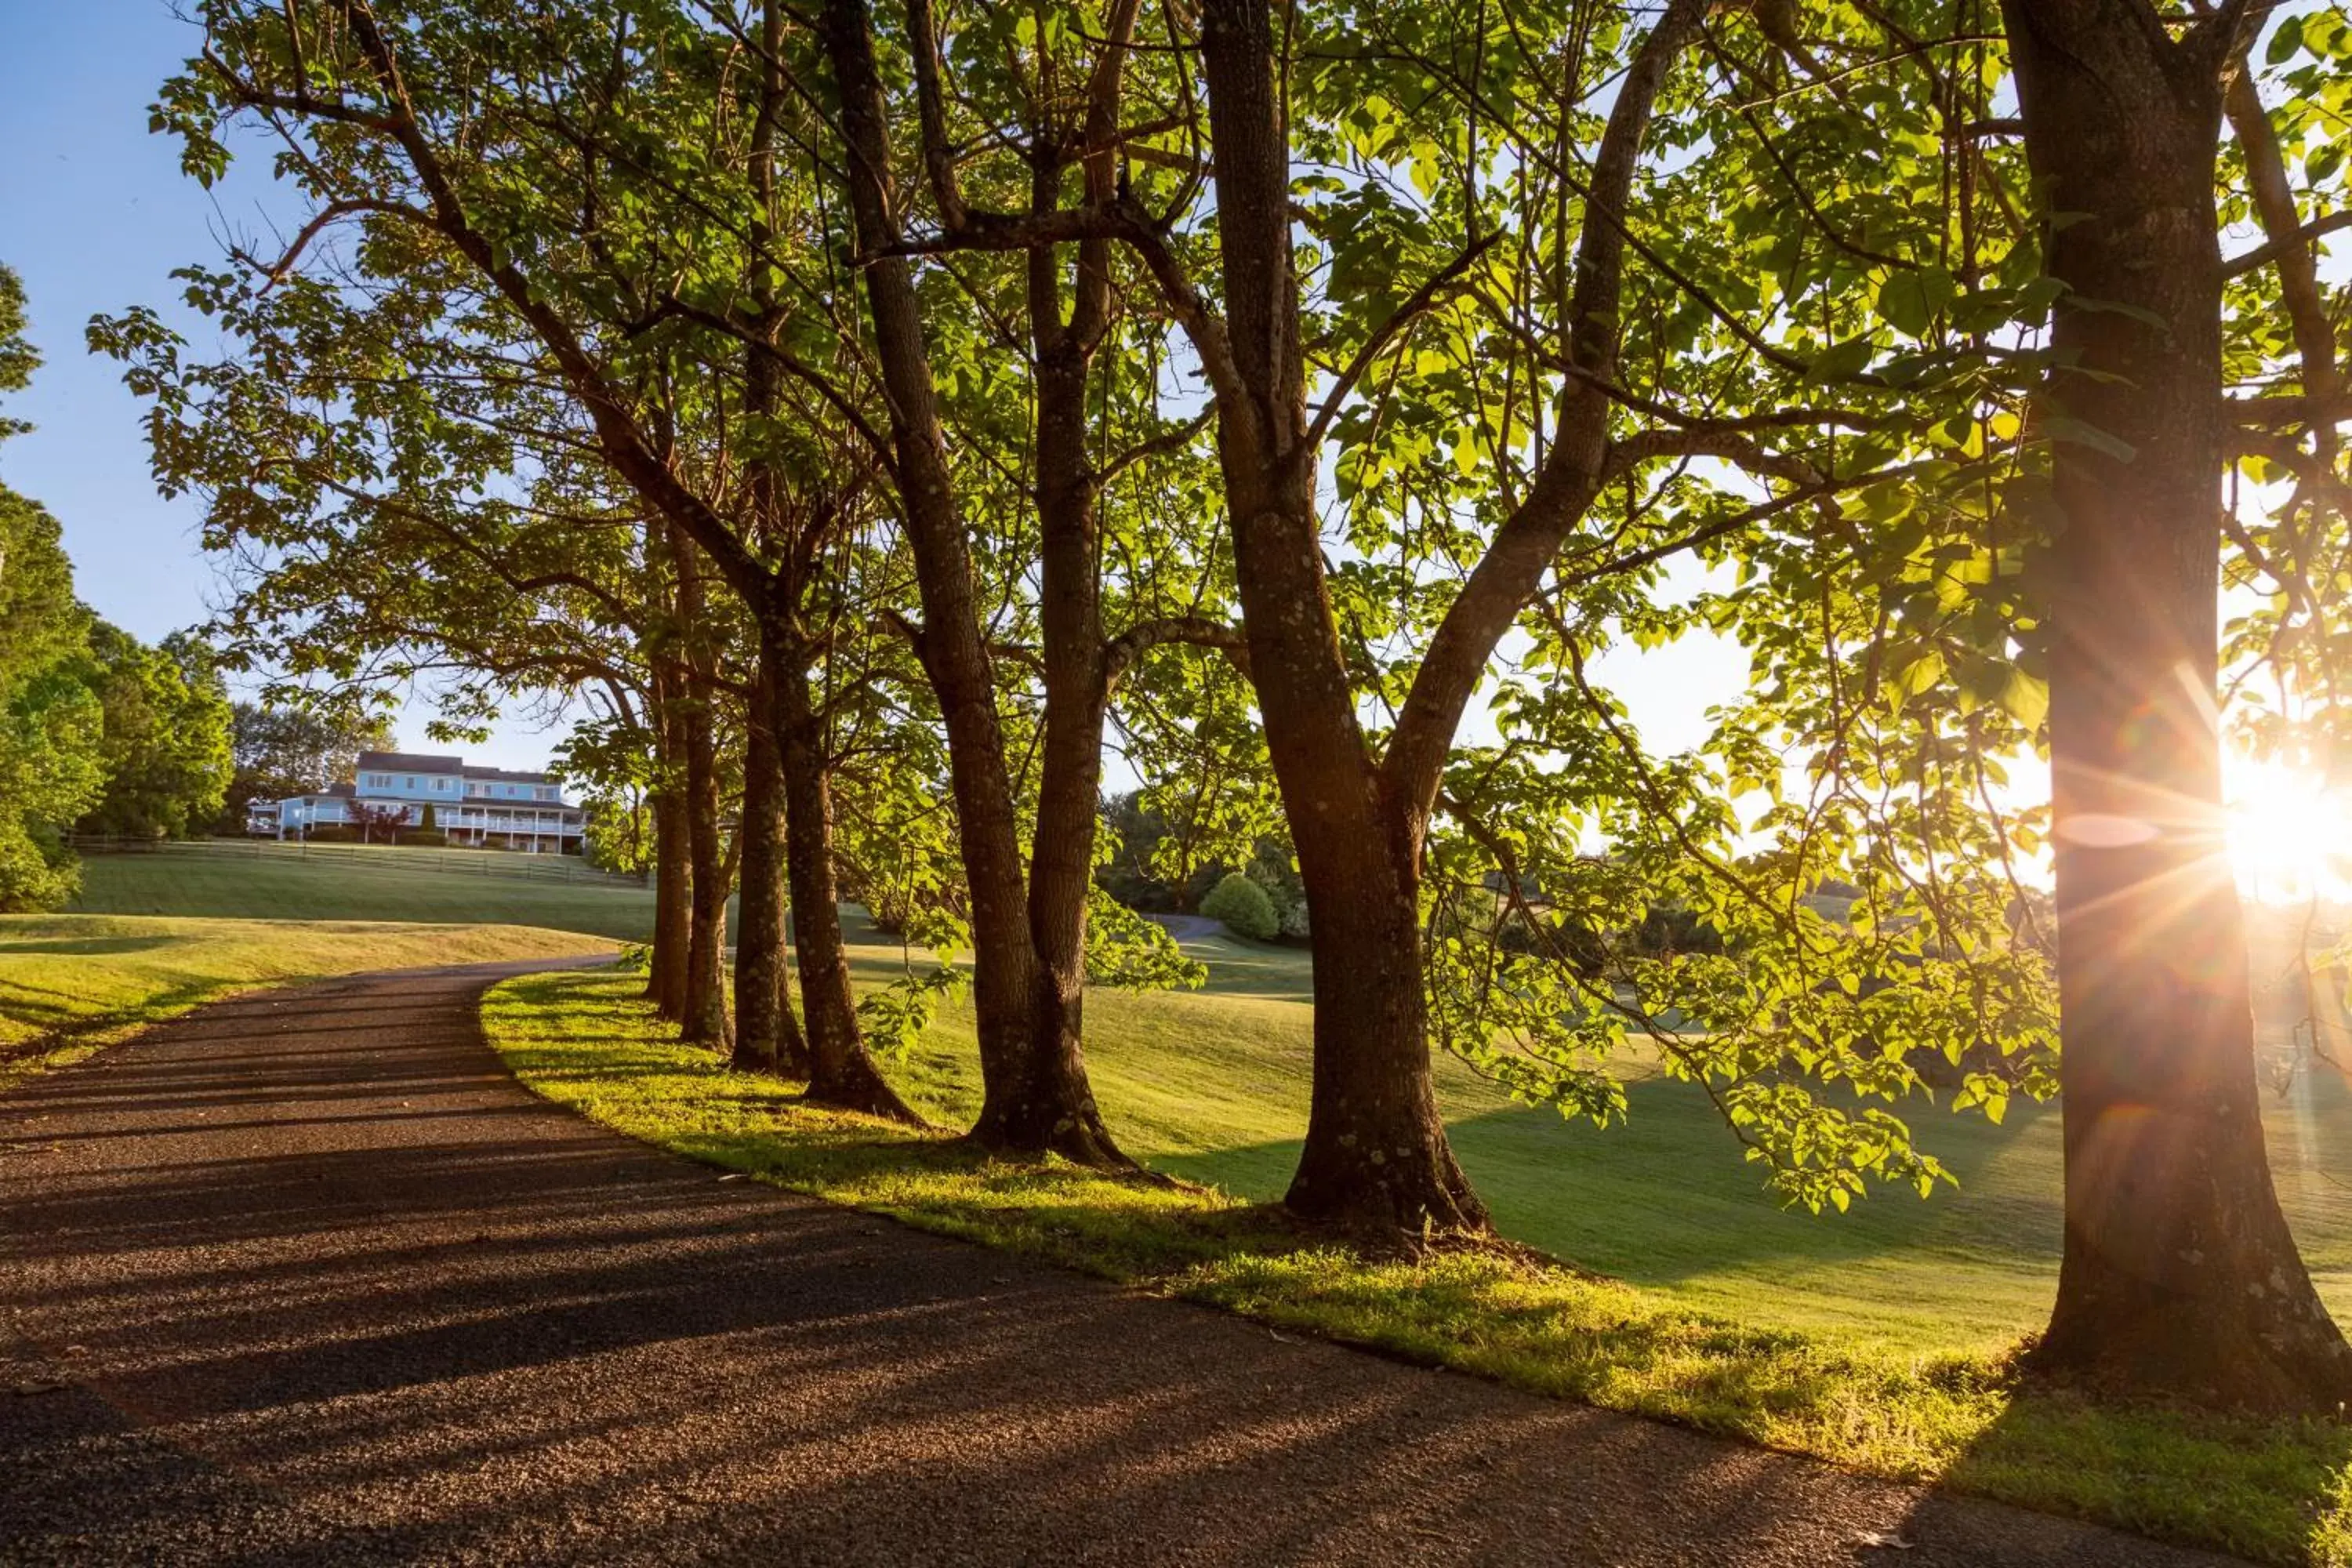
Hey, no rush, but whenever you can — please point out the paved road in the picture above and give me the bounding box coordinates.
[0,964,2238,1566]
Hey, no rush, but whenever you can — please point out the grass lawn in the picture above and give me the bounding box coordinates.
[70,844,664,942]
[486,918,2352,1565]
[0,913,615,1089]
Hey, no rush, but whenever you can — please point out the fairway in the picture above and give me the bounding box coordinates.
[70,843,662,942]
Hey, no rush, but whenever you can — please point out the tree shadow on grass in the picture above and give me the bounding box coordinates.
[0,934,183,956]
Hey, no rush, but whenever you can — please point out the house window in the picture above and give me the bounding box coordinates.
[404,776,416,789]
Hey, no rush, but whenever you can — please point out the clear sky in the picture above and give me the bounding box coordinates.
[0,0,1740,785]
[0,0,583,771]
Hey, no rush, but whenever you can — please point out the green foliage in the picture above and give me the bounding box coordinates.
[222,702,394,828]
[1083,886,1207,991]
[74,622,233,840]
[0,267,103,910]
[419,801,437,831]
[1201,873,1279,942]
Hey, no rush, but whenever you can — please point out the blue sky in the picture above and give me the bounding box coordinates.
[0,0,581,771]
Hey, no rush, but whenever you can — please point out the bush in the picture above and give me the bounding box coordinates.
[419,802,438,830]
[401,829,448,848]
[300,825,356,843]
[1200,872,1279,942]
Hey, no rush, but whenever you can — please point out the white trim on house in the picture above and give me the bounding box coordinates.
[274,753,586,852]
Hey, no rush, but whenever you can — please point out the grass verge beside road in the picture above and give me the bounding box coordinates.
[0,914,615,1089]
[486,966,2352,1567]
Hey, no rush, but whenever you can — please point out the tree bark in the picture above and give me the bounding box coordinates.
[733,662,808,1075]
[775,651,922,1122]
[1194,0,1485,1232]
[967,75,1138,1167]
[2003,0,2352,1412]
[671,523,732,1053]
[646,670,690,1024]
[819,0,1119,1163]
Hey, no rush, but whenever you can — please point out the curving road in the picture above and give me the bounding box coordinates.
[0,963,2238,1566]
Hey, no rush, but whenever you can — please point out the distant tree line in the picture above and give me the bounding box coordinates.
[0,266,233,910]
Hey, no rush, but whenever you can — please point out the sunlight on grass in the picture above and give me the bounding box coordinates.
[0,913,612,1087]
[485,966,2352,1566]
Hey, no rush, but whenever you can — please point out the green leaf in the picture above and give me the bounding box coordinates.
[2268,13,2304,65]
[1876,266,1955,339]
[1805,338,1875,383]
[2042,416,2136,462]
[1998,668,2048,728]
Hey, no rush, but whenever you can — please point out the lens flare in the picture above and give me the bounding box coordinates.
[2225,760,2352,904]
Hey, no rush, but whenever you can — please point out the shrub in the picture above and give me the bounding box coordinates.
[402,829,448,848]
[419,802,438,830]
[301,825,356,843]
[1201,872,1278,942]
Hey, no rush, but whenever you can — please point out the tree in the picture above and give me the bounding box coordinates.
[129,0,916,1116]
[813,0,1226,1163]
[73,622,230,840]
[0,263,103,909]
[347,800,409,844]
[1200,873,1278,942]
[220,702,395,829]
[1996,0,2352,1411]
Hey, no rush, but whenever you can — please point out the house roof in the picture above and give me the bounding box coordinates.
[355,750,463,775]
[463,765,557,785]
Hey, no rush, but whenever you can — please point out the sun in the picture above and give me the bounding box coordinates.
[2225,760,2352,905]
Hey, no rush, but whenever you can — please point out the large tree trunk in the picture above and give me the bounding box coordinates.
[775,653,922,1122]
[670,524,732,1053]
[971,132,1133,1167]
[819,0,1101,1159]
[2004,0,2352,1412]
[729,0,808,1083]
[646,675,691,1024]
[1195,0,1483,1232]
[679,682,732,1053]
[733,663,808,1076]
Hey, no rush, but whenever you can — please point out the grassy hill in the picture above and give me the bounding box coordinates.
[854,917,2352,1356]
[70,841,662,941]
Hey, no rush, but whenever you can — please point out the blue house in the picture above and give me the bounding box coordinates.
[274,751,586,854]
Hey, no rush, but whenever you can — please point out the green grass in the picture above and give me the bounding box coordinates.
[485,925,2352,1566]
[0,913,615,1088]
[70,844,663,941]
[833,918,2352,1358]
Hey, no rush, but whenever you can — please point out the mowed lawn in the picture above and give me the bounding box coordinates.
[55,845,2352,1352]
[71,843,663,942]
[853,917,2352,1356]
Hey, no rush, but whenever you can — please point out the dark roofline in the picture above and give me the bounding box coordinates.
[355,750,463,774]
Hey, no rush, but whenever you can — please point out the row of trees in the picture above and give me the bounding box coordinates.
[0,266,235,911]
[107,0,2352,1410]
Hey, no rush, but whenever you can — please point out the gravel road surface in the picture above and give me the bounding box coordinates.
[0,962,2241,1566]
